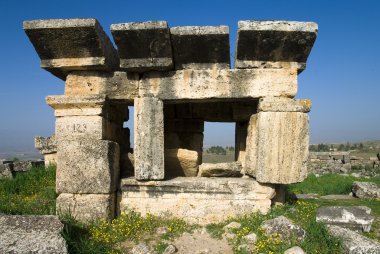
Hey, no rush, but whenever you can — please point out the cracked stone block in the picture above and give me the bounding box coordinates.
[170,26,230,69]
[134,97,164,180]
[23,18,119,80]
[235,20,318,72]
[111,21,173,72]
[245,112,309,184]
[56,193,115,222]
[56,139,119,194]
[165,149,199,177]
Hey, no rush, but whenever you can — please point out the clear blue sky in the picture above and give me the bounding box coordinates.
[0,0,379,151]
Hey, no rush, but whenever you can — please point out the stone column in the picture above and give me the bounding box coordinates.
[245,97,311,184]
[47,95,122,222]
[134,97,165,180]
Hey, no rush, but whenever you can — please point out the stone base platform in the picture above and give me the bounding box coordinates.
[119,177,276,225]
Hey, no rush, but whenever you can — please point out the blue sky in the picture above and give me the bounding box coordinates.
[0,0,379,151]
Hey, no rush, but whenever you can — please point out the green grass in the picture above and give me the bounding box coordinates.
[287,173,380,196]
[0,165,57,215]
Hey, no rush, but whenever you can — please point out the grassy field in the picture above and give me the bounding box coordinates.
[202,150,235,163]
[1,165,379,253]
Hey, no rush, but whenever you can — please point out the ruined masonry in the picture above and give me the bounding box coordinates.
[24,19,318,224]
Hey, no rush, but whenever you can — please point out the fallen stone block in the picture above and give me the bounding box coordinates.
[327,225,380,254]
[111,21,173,72]
[23,18,119,80]
[170,26,230,69]
[261,216,305,242]
[0,215,67,254]
[165,149,199,177]
[57,139,119,194]
[352,181,380,199]
[13,160,44,172]
[134,97,164,180]
[235,20,318,72]
[245,112,309,184]
[57,193,115,222]
[316,206,373,232]
[198,161,242,177]
[120,177,275,225]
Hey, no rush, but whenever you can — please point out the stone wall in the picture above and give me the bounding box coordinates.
[24,19,317,223]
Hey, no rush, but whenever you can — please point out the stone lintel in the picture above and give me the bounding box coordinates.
[258,97,311,112]
[134,97,164,180]
[140,68,297,100]
[23,18,119,80]
[56,193,115,222]
[235,20,318,72]
[170,26,230,70]
[111,21,173,72]
[120,177,275,224]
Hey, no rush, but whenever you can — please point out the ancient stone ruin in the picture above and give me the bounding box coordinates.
[24,19,317,224]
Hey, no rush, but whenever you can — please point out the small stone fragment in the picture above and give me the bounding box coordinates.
[131,243,152,254]
[261,216,305,242]
[284,246,306,254]
[163,244,176,254]
[243,232,257,244]
[223,221,242,232]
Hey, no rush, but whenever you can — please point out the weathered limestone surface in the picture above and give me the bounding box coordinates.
[327,225,380,254]
[235,20,318,72]
[261,216,306,242]
[0,163,13,179]
[57,139,119,194]
[140,69,297,100]
[120,177,275,224]
[23,19,119,80]
[65,71,138,101]
[57,193,115,222]
[0,215,67,254]
[134,97,164,180]
[111,21,173,72]
[245,112,309,184]
[259,97,311,112]
[35,135,57,154]
[352,181,380,199]
[165,149,199,177]
[316,206,373,232]
[170,26,230,69]
[198,162,242,177]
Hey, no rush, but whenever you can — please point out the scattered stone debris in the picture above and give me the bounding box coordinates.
[352,181,380,199]
[316,206,373,233]
[0,215,67,254]
[0,160,44,179]
[327,225,380,254]
[261,216,305,242]
[131,243,152,254]
[284,246,306,254]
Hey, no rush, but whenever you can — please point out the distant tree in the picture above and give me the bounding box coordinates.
[207,146,227,155]
[338,144,345,151]
[309,145,316,151]
[345,142,350,151]
[359,143,364,150]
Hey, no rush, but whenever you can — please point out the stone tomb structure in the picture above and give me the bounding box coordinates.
[24,19,317,224]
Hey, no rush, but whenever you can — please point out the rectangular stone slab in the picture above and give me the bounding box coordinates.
[23,19,119,80]
[170,26,230,69]
[56,193,115,223]
[134,97,164,180]
[56,139,119,194]
[235,20,318,72]
[111,21,173,72]
[245,112,309,184]
[140,68,297,100]
[119,177,275,225]
[258,97,312,112]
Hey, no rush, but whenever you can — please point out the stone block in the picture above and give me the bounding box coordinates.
[44,153,57,167]
[258,97,312,112]
[170,26,230,69]
[35,135,57,154]
[245,112,309,184]
[140,69,297,100]
[23,19,119,80]
[235,20,318,72]
[198,161,242,177]
[56,139,119,194]
[111,21,173,72]
[327,225,380,254]
[57,193,115,222]
[316,206,373,232]
[165,149,199,177]
[261,216,306,242]
[55,115,120,142]
[120,177,275,225]
[0,164,13,179]
[13,161,44,172]
[65,71,138,101]
[0,215,67,254]
[134,97,164,180]
[352,182,380,199]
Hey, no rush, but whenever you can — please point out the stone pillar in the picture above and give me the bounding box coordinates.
[245,97,311,184]
[47,95,121,222]
[134,97,164,180]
